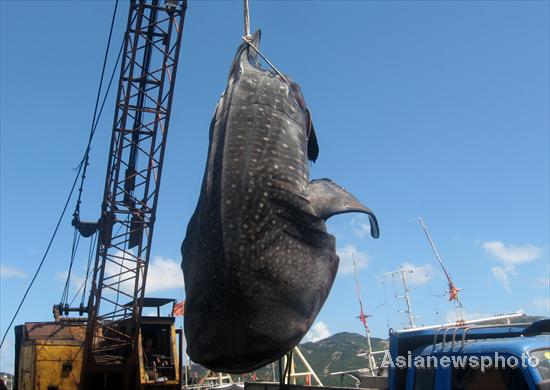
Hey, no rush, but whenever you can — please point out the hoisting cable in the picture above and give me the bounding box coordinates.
[73,0,119,222]
[240,0,289,85]
[66,230,97,308]
[284,350,293,384]
[241,37,289,86]
[79,231,98,306]
[61,1,126,307]
[0,1,120,349]
[0,170,81,349]
[68,209,119,308]
[60,229,81,307]
[243,0,251,38]
[60,34,125,308]
[278,359,283,387]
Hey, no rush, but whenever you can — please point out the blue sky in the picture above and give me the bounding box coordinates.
[1,0,548,374]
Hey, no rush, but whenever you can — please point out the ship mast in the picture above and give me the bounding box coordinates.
[418,217,464,323]
[352,253,377,374]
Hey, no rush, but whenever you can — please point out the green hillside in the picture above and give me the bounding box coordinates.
[223,332,388,387]
[196,314,546,386]
[299,332,388,387]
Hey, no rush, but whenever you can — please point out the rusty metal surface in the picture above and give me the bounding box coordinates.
[16,322,85,390]
[24,322,86,343]
[80,1,187,388]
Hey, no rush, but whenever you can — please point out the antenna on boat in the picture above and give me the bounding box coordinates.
[418,217,464,323]
[382,266,423,329]
[352,253,377,375]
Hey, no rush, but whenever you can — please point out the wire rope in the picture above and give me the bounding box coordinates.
[61,2,126,310]
[0,0,120,349]
[60,229,81,306]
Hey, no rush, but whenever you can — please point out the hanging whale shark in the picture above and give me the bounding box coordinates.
[181,31,379,373]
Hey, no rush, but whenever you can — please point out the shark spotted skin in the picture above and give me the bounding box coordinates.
[182,32,379,373]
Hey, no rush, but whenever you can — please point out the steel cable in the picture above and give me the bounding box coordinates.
[59,32,125,308]
[0,1,120,350]
[73,0,119,218]
[60,229,81,306]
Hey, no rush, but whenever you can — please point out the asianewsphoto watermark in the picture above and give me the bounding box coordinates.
[381,351,540,373]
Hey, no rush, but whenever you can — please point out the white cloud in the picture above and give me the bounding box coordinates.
[144,256,184,293]
[482,241,542,290]
[337,244,369,275]
[0,264,27,278]
[490,265,516,292]
[55,271,86,291]
[103,251,184,295]
[533,297,550,315]
[400,262,433,287]
[482,241,541,264]
[351,215,372,239]
[445,309,492,323]
[303,321,331,342]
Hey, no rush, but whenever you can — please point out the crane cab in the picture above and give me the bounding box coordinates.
[13,298,182,390]
[136,298,182,389]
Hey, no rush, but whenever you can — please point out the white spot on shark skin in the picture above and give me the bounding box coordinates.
[288,166,295,170]
[274,164,279,169]
[282,143,288,148]
[263,137,269,141]
[231,184,236,188]
[226,200,232,205]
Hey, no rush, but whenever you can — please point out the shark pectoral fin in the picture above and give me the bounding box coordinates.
[308,179,380,239]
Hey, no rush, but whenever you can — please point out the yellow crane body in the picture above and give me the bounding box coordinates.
[14,322,86,390]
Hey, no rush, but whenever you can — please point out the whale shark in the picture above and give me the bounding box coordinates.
[181,31,379,373]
